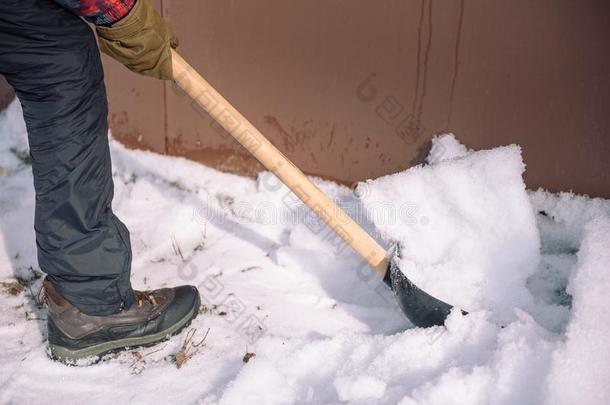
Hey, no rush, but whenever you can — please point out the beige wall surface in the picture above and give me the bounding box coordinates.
[2,1,610,197]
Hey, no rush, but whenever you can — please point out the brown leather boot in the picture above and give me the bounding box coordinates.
[44,278,200,364]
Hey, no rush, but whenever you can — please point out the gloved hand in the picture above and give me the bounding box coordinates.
[96,0,178,80]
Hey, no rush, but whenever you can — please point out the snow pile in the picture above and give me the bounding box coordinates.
[530,189,610,253]
[425,133,470,164]
[1,101,609,404]
[545,217,610,405]
[358,134,540,322]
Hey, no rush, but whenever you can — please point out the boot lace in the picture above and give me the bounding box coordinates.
[134,290,159,307]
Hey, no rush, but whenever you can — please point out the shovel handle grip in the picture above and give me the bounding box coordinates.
[171,50,388,276]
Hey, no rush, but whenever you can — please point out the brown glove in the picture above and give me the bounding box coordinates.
[96,0,178,80]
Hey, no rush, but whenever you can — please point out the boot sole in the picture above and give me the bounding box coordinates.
[48,295,201,365]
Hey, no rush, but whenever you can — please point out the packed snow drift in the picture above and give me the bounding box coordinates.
[358,136,540,323]
[1,100,609,404]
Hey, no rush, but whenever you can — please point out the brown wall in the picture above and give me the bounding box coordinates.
[0,75,14,111]
[3,1,610,197]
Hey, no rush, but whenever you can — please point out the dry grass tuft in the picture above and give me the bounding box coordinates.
[1,280,26,296]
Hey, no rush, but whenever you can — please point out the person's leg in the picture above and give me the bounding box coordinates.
[0,0,134,315]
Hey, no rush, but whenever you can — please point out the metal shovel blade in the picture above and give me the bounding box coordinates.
[383,245,456,328]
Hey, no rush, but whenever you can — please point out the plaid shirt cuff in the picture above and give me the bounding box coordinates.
[54,0,136,25]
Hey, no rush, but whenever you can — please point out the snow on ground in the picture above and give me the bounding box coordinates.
[0,101,609,404]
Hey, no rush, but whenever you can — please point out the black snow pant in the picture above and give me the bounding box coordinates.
[0,0,134,315]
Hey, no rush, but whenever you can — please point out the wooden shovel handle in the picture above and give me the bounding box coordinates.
[171,50,389,276]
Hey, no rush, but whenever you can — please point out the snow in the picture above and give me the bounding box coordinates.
[1,101,609,404]
[357,134,540,323]
[425,133,470,164]
[545,217,610,405]
[529,189,610,254]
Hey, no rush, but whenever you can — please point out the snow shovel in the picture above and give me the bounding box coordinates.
[171,50,454,327]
